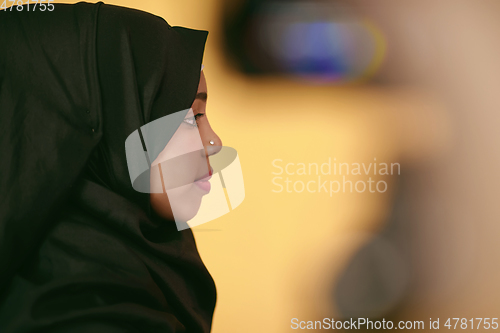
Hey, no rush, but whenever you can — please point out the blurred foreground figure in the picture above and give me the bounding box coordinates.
[334,0,500,328]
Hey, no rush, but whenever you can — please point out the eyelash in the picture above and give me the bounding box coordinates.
[183,113,204,127]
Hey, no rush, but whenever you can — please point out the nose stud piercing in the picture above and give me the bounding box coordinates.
[209,140,215,145]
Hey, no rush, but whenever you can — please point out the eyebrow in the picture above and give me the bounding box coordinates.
[195,92,207,102]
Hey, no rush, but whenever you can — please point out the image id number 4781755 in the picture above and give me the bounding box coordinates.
[444,318,499,330]
[1,0,55,11]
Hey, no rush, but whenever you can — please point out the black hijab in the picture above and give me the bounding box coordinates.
[0,2,216,332]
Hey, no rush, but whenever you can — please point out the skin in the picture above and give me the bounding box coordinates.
[150,71,222,222]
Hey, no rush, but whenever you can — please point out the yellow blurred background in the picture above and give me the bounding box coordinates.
[53,0,500,331]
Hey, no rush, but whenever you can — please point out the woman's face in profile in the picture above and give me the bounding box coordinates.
[149,71,222,222]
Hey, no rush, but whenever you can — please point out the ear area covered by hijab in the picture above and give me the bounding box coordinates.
[0,2,216,333]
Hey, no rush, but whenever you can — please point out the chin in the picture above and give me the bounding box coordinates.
[150,184,204,222]
[173,205,201,222]
[171,188,204,222]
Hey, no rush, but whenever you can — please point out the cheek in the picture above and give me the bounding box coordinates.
[153,126,204,165]
[149,124,207,221]
[160,149,206,186]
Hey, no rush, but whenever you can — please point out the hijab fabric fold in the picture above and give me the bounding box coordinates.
[0,2,216,332]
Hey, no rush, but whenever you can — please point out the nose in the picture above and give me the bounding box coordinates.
[206,133,222,156]
[204,123,222,156]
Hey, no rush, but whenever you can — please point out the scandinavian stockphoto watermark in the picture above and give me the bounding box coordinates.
[272,158,400,195]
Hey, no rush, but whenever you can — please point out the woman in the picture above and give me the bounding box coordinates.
[0,2,219,332]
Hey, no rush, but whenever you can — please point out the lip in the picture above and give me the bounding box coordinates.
[195,167,213,182]
[194,167,213,193]
[194,179,211,193]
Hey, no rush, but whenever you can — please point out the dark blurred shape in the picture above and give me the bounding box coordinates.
[222,0,386,83]
[334,236,409,319]
[334,175,412,320]
[334,239,410,319]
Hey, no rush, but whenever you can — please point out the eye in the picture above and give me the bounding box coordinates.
[182,113,205,128]
[183,116,197,127]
